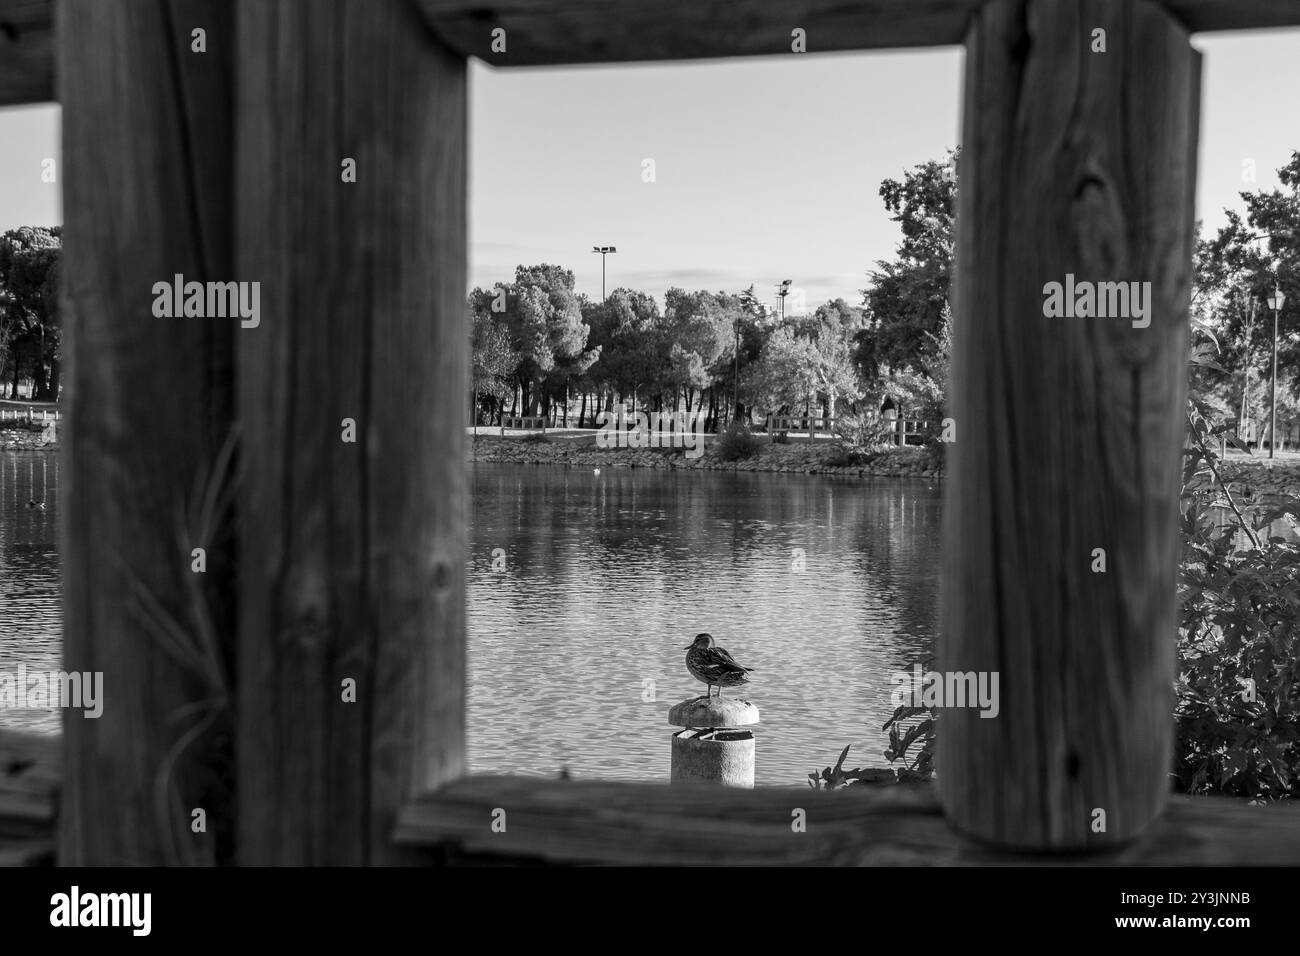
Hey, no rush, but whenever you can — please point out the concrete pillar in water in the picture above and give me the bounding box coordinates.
[669,697,759,787]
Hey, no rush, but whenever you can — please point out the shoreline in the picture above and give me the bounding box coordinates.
[471,432,944,478]
[0,428,58,450]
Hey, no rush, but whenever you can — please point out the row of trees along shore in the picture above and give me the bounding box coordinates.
[470,147,1300,445]
[2,148,1297,430]
[468,150,962,437]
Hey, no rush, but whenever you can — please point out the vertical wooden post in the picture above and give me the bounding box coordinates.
[236,0,467,864]
[943,0,1198,848]
[59,0,237,864]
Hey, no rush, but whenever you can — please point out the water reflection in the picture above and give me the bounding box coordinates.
[468,464,941,785]
[0,451,61,734]
[0,452,946,784]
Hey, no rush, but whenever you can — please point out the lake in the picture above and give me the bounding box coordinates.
[467,462,941,785]
[0,451,944,785]
[0,451,61,734]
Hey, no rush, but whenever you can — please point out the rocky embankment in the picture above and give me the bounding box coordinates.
[470,434,944,478]
[0,427,58,449]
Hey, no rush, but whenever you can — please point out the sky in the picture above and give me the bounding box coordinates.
[2,28,1299,315]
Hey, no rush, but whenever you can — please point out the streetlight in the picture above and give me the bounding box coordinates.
[592,246,617,302]
[777,279,792,322]
[1267,282,1286,459]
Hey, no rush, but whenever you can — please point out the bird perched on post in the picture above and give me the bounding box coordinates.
[684,632,753,699]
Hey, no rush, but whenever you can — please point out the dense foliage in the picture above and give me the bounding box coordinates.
[0,225,62,400]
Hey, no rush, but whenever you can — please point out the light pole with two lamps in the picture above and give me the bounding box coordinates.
[592,246,616,302]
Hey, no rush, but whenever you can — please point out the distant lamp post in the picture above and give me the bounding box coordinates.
[1267,283,1286,459]
[592,246,617,302]
[777,279,792,322]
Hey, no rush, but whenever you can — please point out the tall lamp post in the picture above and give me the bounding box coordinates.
[592,246,616,302]
[777,279,791,322]
[1268,283,1286,459]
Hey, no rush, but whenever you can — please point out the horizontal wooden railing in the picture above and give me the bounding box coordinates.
[0,407,61,424]
[766,414,834,443]
[8,1,1300,109]
[5,726,1299,866]
[392,776,1300,865]
[499,415,549,434]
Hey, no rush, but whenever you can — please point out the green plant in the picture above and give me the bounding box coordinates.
[1175,399,1300,801]
[808,699,936,789]
[883,701,936,778]
[716,422,763,462]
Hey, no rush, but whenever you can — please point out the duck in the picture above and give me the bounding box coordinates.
[593,468,601,476]
[26,499,44,510]
[684,632,754,699]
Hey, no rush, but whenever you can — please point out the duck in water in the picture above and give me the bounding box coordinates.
[26,499,45,510]
[684,632,753,699]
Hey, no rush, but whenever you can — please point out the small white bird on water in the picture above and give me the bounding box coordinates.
[593,468,601,476]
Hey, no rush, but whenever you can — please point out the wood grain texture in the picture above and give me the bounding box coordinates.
[0,0,53,105]
[393,777,1300,865]
[0,730,58,844]
[414,0,1300,66]
[942,0,1199,850]
[236,0,468,865]
[58,0,236,866]
[10,1,1300,107]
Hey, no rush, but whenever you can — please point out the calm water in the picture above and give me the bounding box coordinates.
[0,451,61,734]
[0,451,945,785]
[468,463,940,784]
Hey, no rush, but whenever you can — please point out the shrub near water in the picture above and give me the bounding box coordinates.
[715,423,764,462]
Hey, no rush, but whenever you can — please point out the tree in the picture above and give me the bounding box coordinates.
[855,149,958,383]
[469,306,518,424]
[585,287,660,408]
[0,226,63,400]
[1190,151,1300,440]
[474,264,592,416]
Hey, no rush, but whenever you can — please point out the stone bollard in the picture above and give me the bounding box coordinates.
[669,696,759,788]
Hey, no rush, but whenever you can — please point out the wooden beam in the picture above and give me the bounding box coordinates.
[415,0,983,64]
[7,0,1300,106]
[393,777,1300,865]
[942,0,1199,850]
[58,0,237,865]
[0,0,53,105]
[236,0,468,865]
[414,0,1300,66]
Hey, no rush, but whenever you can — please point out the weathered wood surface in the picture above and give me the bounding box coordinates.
[393,777,1300,865]
[0,0,53,105]
[414,0,1300,66]
[9,0,1300,106]
[236,0,468,865]
[59,0,237,865]
[0,730,58,866]
[943,0,1199,850]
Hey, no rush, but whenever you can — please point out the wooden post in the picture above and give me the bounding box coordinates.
[59,0,237,865]
[942,0,1198,849]
[236,0,467,864]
